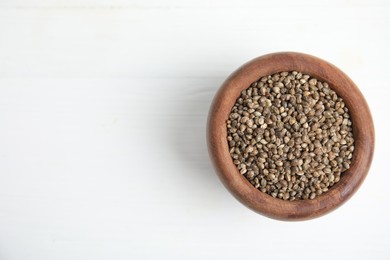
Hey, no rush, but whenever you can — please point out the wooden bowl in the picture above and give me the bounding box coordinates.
[207,52,374,221]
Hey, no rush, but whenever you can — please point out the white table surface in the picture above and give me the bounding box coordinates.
[0,0,389,259]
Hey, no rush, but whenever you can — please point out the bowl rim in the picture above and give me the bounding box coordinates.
[207,52,375,221]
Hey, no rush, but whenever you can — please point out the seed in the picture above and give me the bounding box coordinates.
[246,145,254,153]
[246,170,255,179]
[260,139,267,145]
[313,171,320,177]
[254,111,262,117]
[309,78,317,85]
[343,162,350,169]
[241,116,249,124]
[314,147,323,155]
[328,151,336,160]
[291,159,298,166]
[230,113,239,119]
[226,71,354,201]
[275,161,283,167]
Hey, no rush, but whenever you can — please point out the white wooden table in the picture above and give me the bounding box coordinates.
[0,1,389,259]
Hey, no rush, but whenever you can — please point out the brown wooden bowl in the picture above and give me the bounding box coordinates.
[207,52,374,221]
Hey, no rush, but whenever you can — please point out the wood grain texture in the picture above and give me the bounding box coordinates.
[207,52,375,221]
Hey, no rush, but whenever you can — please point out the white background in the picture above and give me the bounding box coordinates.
[0,0,389,259]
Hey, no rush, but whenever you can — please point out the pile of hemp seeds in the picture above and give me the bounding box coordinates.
[226,71,354,200]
